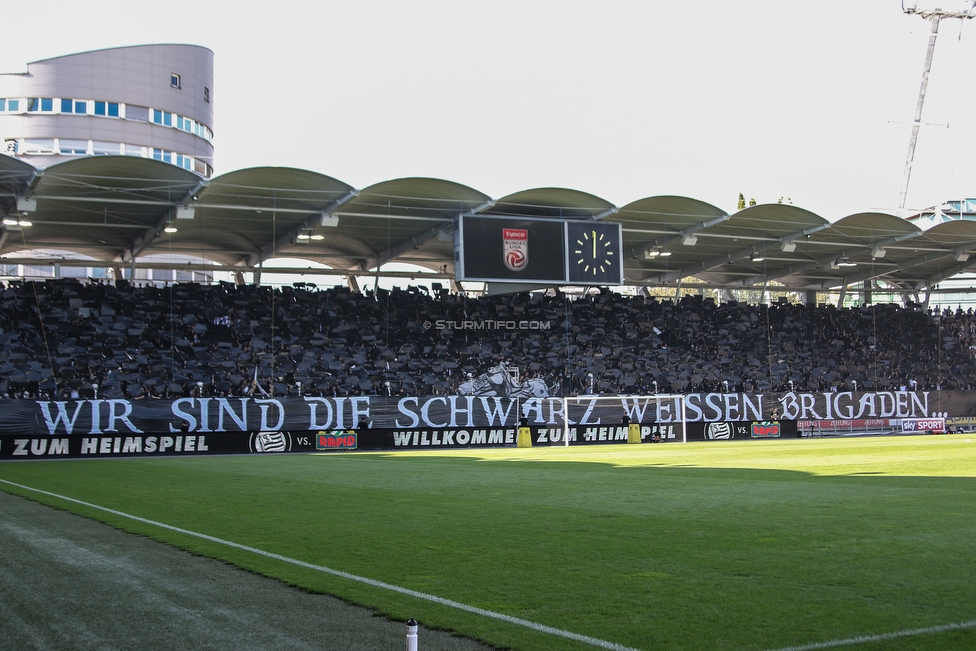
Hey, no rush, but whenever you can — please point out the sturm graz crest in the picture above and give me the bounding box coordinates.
[250,431,292,453]
[705,422,733,440]
[503,228,528,272]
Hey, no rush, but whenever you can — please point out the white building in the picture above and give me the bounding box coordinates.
[0,44,213,177]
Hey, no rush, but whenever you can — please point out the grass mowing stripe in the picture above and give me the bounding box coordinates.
[0,478,642,651]
[768,619,976,651]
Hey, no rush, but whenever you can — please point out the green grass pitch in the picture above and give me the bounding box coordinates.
[3,436,976,651]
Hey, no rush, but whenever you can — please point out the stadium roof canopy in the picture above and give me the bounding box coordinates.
[2,154,976,295]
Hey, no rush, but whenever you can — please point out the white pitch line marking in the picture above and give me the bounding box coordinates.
[0,479,642,651]
[768,618,976,651]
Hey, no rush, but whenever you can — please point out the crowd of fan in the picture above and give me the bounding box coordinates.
[0,277,974,400]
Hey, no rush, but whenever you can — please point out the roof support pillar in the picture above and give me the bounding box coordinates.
[347,275,361,294]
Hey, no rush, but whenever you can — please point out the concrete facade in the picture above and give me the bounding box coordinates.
[0,44,214,177]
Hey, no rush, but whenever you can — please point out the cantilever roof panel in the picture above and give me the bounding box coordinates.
[0,157,199,262]
[487,188,614,219]
[333,178,491,274]
[0,154,38,216]
[880,220,976,290]
[5,152,976,294]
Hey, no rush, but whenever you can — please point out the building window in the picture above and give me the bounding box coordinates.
[151,109,173,126]
[204,87,209,103]
[74,100,87,114]
[28,98,53,112]
[93,101,120,117]
[6,99,18,111]
[21,138,56,154]
[122,143,146,157]
[61,98,73,113]
[58,139,89,155]
[125,104,149,122]
[170,73,181,89]
[92,141,119,156]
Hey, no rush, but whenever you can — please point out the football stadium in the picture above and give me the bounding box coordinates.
[2,18,976,651]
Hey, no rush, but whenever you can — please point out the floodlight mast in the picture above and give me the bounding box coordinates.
[898,1,976,212]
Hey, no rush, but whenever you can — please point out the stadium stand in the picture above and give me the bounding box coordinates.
[0,278,973,401]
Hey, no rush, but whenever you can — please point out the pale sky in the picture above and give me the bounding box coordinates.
[3,0,974,219]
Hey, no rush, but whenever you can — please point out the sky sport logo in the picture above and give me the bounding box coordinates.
[425,319,552,331]
[902,418,945,433]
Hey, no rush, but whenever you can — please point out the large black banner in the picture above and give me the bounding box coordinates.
[0,390,965,459]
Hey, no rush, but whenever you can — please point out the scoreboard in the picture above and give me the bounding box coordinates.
[456,215,623,285]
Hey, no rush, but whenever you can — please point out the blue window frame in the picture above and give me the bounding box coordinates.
[94,101,106,115]
[107,102,119,117]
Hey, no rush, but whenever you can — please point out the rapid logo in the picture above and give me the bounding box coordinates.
[751,421,781,438]
[317,431,358,450]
